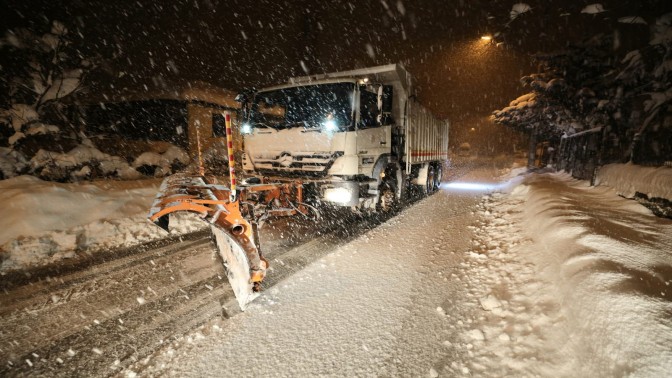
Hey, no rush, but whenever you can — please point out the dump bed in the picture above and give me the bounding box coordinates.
[405,100,450,170]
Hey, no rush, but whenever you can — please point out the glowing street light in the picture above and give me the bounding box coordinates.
[481,35,493,42]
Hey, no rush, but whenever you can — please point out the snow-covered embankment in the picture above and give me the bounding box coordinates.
[596,163,672,201]
[0,176,202,272]
[463,172,672,376]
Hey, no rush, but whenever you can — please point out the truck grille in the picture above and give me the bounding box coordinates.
[251,152,342,176]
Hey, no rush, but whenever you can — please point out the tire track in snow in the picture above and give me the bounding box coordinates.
[454,192,567,377]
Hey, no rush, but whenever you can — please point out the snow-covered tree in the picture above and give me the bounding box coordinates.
[617,13,672,163]
[494,10,672,166]
[0,20,95,172]
[0,20,117,180]
[493,34,618,139]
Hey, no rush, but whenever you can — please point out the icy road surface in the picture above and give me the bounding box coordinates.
[132,168,672,378]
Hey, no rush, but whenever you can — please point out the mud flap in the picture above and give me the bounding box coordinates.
[211,225,259,310]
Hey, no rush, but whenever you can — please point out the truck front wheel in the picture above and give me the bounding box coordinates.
[377,163,404,212]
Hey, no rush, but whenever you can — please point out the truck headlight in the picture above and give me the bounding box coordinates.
[323,187,353,204]
[240,122,253,134]
[322,119,337,132]
[323,183,359,206]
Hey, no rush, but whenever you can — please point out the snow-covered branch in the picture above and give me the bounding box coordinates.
[0,20,97,178]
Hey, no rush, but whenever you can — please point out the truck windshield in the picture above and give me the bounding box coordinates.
[251,82,354,130]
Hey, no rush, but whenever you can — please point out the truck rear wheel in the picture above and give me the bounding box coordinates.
[426,165,436,194]
[434,164,443,190]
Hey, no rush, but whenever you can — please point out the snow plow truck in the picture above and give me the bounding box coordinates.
[148,64,450,309]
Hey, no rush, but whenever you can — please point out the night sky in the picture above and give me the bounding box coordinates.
[2,0,671,143]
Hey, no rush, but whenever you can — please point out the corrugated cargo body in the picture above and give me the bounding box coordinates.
[405,100,450,171]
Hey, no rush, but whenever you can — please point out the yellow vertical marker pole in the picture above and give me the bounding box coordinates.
[196,121,205,177]
[224,112,237,202]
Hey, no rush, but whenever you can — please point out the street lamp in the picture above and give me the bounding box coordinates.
[480,35,493,42]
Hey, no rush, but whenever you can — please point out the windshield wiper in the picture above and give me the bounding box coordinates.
[278,121,311,129]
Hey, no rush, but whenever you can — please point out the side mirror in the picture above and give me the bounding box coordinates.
[235,92,252,122]
[234,93,247,103]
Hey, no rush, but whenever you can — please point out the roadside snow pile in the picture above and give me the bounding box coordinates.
[462,172,672,377]
[0,176,204,272]
[3,140,191,182]
[0,147,29,179]
[596,163,672,201]
[133,145,191,177]
[30,144,143,181]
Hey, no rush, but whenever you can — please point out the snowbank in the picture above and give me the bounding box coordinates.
[133,145,190,176]
[30,144,143,181]
[0,176,204,272]
[596,163,672,201]
[0,147,28,179]
[19,142,190,182]
[464,172,672,376]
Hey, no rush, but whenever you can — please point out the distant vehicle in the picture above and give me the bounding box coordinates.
[458,142,471,157]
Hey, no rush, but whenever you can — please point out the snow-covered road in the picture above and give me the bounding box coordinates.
[2,161,670,377]
[131,168,672,378]
[130,168,508,377]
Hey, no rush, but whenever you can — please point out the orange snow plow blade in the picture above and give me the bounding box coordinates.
[148,173,267,309]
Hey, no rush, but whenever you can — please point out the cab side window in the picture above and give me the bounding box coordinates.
[213,112,226,137]
[359,89,379,128]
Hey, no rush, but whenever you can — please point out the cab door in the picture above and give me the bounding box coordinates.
[356,86,391,176]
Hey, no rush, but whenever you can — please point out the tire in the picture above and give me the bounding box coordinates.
[377,180,397,212]
[426,165,435,194]
[434,164,442,190]
[377,163,402,212]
